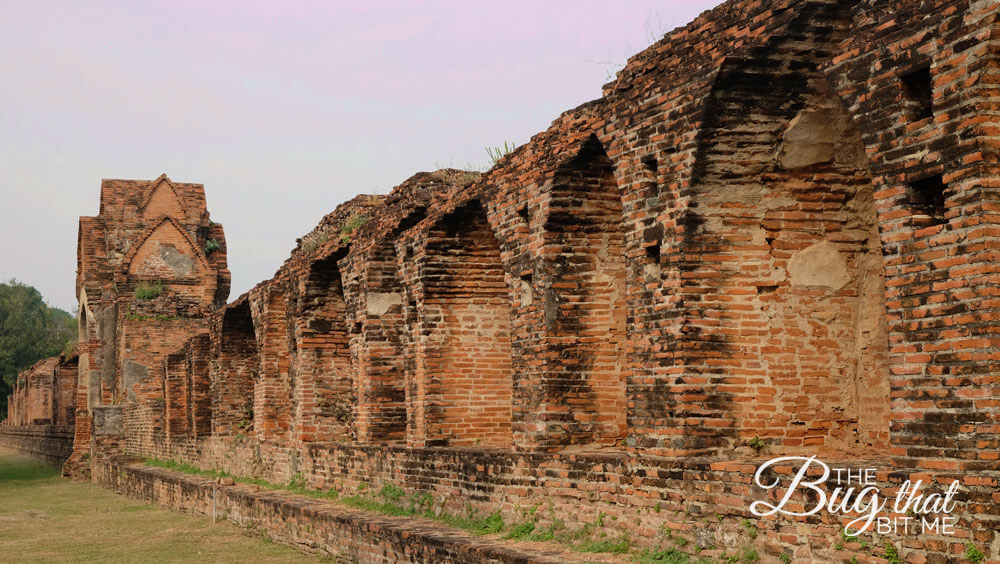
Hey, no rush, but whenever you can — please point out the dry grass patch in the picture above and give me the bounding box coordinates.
[0,449,320,563]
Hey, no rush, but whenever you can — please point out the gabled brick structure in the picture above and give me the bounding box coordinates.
[65,174,230,472]
[3,0,998,561]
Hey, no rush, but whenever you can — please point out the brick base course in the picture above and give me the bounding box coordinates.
[136,435,1000,563]
[95,458,618,564]
[0,425,75,466]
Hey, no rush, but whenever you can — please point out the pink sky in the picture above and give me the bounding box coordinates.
[0,0,724,310]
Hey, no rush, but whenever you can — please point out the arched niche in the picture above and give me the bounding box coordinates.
[356,237,408,445]
[295,251,353,442]
[211,300,257,436]
[420,200,514,448]
[680,21,890,457]
[538,134,628,449]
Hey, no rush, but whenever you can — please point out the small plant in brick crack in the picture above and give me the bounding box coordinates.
[204,238,222,255]
[301,230,330,254]
[339,214,369,243]
[740,518,759,540]
[746,435,767,452]
[486,140,517,166]
[740,547,760,563]
[965,542,985,564]
[134,281,166,300]
[882,542,903,564]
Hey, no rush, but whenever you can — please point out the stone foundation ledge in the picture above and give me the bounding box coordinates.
[0,424,75,466]
[95,459,626,564]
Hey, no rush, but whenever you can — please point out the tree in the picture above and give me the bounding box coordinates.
[0,280,76,419]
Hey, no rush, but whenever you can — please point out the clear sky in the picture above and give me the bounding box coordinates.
[0,0,723,312]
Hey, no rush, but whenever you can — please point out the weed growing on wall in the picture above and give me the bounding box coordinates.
[134,281,166,300]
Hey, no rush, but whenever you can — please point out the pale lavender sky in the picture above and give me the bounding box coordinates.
[0,0,722,311]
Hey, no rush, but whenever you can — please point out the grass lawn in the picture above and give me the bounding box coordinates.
[0,448,320,563]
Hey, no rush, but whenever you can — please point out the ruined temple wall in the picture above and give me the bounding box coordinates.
[4,357,79,427]
[824,0,1000,471]
[2,354,79,466]
[49,0,1000,560]
[119,316,210,454]
[166,0,997,466]
[0,425,75,466]
[53,357,78,426]
[26,358,57,425]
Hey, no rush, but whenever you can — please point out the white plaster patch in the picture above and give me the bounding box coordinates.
[519,278,533,306]
[367,292,402,316]
[789,241,851,290]
[776,108,837,169]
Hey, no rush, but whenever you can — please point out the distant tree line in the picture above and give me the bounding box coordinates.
[0,280,76,419]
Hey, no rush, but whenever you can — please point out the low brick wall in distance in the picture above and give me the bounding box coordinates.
[0,425,75,466]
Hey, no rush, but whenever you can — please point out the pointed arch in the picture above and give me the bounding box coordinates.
[140,174,185,220]
[678,16,889,457]
[536,134,628,449]
[295,249,353,442]
[418,200,514,447]
[211,300,257,435]
[125,217,209,280]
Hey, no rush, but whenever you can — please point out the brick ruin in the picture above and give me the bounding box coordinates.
[2,0,998,562]
[4,357,76,427]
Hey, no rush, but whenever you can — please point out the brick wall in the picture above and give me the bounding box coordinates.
[411,200,515,448]
[0,425,75,466]
[10,0,995,562]
[4,356,78,428]
[210,300,256,436]
[96,458,586,564]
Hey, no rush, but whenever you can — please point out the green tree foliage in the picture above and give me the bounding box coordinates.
[0,280,76,418]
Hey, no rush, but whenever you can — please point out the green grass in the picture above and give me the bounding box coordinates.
[0,449,317,563]
[505,520,536,540]
[204,238,222,254]
[125,313,181,321]
[134,281,166,300]
[339,214,369,242]
[576,536,631,554]
[146,458,512,538]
